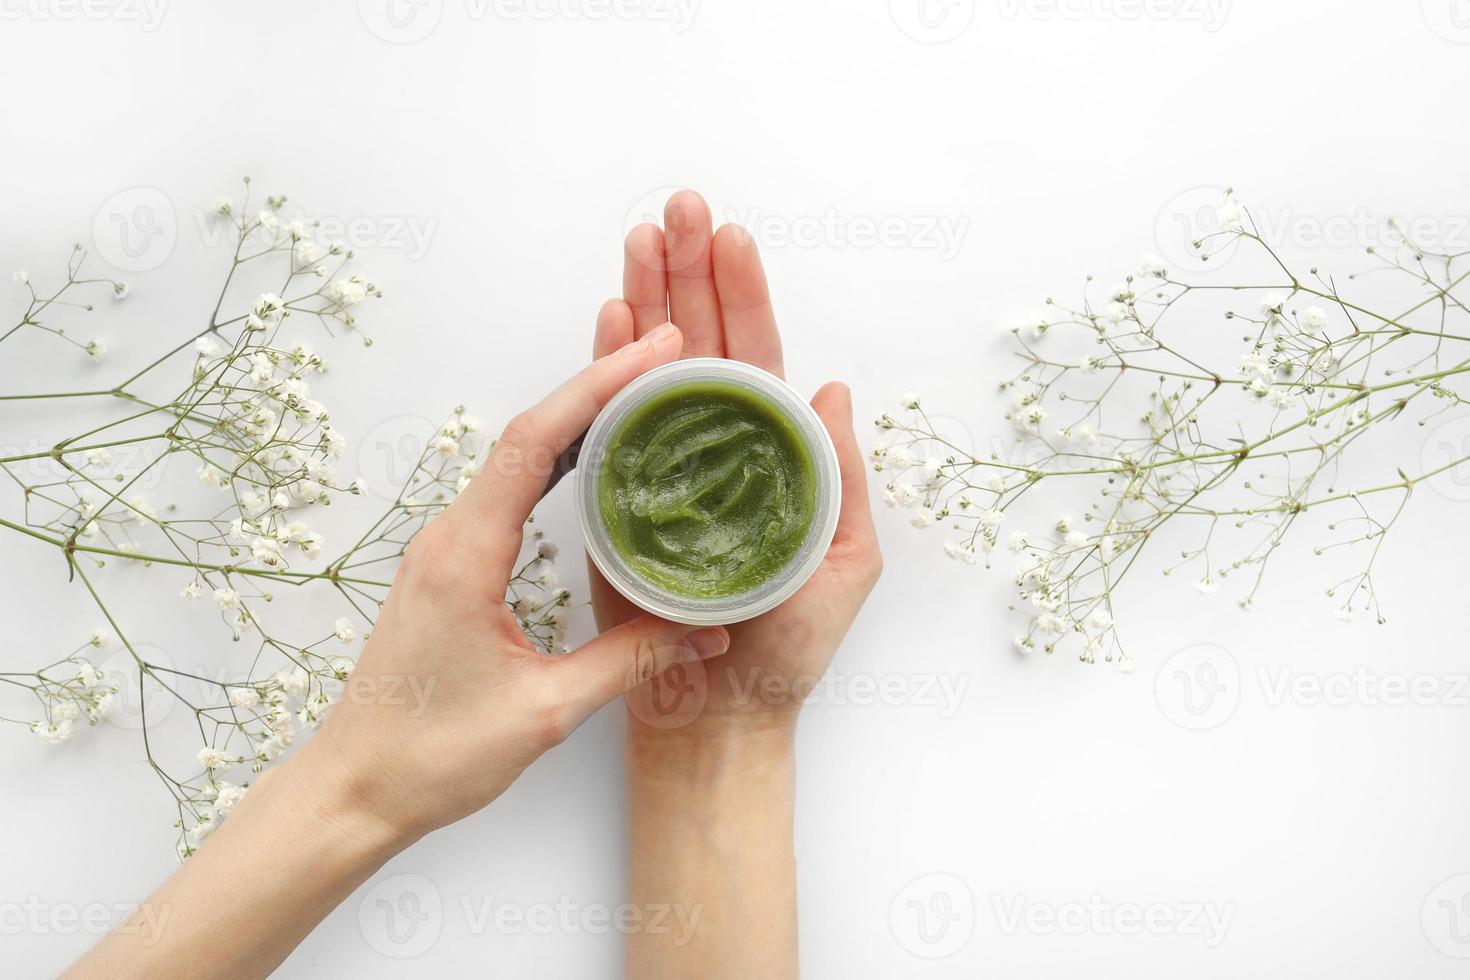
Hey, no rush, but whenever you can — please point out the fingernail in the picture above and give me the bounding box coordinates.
[643,322,678,350]
[683,628,729,660]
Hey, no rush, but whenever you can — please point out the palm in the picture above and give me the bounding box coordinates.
[588,191,880,724]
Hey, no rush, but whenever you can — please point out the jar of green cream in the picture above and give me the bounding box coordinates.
[578,358,841,626]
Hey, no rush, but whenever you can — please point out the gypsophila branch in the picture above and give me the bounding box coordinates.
[875,191,1470,670]
[2,179,571,858]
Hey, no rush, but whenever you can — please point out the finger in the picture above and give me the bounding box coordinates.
[810,382,879,552]
[453,324,684,567]
[550,615,729,722]
[623,224,669,338]
[663,190,725,358]
[587,556,644,630]
[594,298,635,359]
[712,223,784,378]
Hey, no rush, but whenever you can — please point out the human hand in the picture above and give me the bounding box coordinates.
[591,190,882,745]
[310,321,732,841]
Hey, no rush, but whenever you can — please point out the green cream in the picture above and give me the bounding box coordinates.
[598,380,817,599]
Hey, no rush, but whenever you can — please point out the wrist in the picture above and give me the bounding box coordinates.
[282,731,425,857]
[626,715,797,788]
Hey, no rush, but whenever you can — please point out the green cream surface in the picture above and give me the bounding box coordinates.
[598,380,817,599]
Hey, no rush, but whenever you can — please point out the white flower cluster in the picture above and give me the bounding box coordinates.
[3,181,567,858]
[18,632,119,744]
[876,197,1470,664]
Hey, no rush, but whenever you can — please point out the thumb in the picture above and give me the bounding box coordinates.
[551,615,730,721]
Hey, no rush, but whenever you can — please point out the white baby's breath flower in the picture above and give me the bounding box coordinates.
[197,746,231,771]
[333,617,355,643]
[328,276,367,306]
[1216,193,1246,231]
[898,390,921,410]
[213,782,247,812]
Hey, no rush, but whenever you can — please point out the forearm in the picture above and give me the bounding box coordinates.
[624,723,799,979]
[66,737,411,980]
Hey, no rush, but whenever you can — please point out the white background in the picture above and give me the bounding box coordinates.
[3,1,1470,976]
